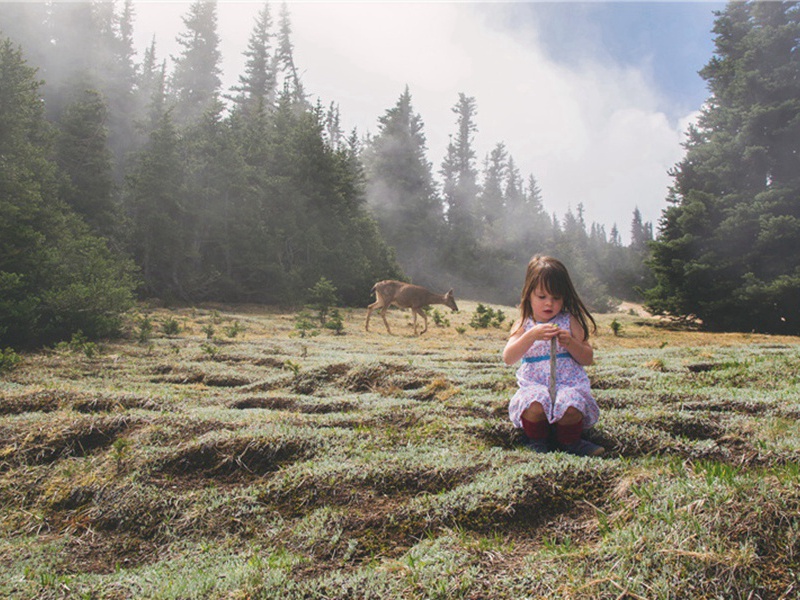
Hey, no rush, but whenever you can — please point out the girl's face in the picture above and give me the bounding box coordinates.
[530,284,563,322]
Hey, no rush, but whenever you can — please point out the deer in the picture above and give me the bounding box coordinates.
[366,280,458,335]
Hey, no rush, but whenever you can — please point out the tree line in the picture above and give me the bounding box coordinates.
[1,1,797,348]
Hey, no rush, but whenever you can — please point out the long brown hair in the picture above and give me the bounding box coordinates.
[512,255,596,340]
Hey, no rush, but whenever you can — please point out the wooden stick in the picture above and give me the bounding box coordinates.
[549,336,557,405]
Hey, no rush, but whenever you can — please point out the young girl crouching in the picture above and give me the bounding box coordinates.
[502,255,604,456]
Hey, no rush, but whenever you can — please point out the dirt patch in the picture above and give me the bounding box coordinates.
[204,374,252,387]
[152,371,205,385]
[150,370,250,387]
[477,421,526,449]
[411,378,457,402]
[229,396,297,410]
[59,532,162,574]
[596,395,630,409]
[0,389,82,415]
[152,435,315,482]
[253,357,286,368]
[657,392,713,404]
[1,415,134,468]
[649,414,725,441]
[299,400,356,414]
[264,464,486,517]
[590,377,632,390]
[341,362,436,392]
[686,362,718,373]
[71,394,161,413]
[679,398,768,415]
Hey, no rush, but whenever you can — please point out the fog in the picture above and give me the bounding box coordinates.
[126,1,719,242]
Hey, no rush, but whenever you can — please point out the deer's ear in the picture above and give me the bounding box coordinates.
[447,289,454,296]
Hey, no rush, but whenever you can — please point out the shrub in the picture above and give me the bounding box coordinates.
[224,320,244,338]
[56,330,99,358]
[469,304,506,329]
[432,309,450,328]
[610,318,622,336]
[137,315,153,343]
[162,317,181,336]
[324,308,345,335]
[0,347,21,373]
[293,310,319,338]
[308,277,339,325]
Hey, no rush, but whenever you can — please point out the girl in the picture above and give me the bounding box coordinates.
[503,255,604,456]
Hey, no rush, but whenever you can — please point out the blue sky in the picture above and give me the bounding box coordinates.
[133,1,728,241]
[517,2,724,120]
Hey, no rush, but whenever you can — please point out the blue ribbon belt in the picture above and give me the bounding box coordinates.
[522,352,571,364]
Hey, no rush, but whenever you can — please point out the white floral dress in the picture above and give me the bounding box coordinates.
[508,311,599,429]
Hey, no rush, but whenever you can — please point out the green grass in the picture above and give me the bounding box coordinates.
[0,302,798,599]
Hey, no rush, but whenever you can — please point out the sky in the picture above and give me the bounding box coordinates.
[130,0,725,242]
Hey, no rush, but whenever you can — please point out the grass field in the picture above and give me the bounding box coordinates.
[1,301,798,599]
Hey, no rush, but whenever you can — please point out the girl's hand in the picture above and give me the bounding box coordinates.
[558,316,594,366]
[555,328,573,348]
[503,322,558,365]
[530,322,559,342]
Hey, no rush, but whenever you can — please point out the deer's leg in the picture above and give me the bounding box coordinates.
[366,301,381,331]
[379,305,392,334]
[412,308,428,334]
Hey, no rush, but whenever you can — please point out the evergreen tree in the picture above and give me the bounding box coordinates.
[0,39,136,347]
[230,2,277,117]
[274,3,305,105]
[180,99,248,300]
[54,88,120,239]
[273,96,400,303]
[363,86,441,285]
[170,0,222,126]
[442,93,479,235]
[100,0,140,181]
[441,93,480,283]
[501,173,551,257]
[126,108,186,300]
[647,1,800,333]
[478,142,507,234]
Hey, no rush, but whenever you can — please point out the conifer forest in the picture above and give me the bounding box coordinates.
[0,1,799,343]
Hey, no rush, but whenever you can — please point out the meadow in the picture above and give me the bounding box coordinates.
[0,301,798,599]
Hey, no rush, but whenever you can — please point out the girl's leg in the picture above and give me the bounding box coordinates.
[521,402,551,453]
[555,407,604,457]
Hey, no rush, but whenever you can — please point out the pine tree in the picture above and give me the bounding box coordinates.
[126,107,186,300]
[137,40,168,135]
[0,39,136,347]
[170,0,222,126]
[274,3,305,105]
[647,1,800,333]
[54,88,119,239]
[441,93,480,276]
[479,143,507,233]
[442,93,479,234]
[230,2,277,117]
[363,86,441,284]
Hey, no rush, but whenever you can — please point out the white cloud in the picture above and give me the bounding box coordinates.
[133,1,698,241]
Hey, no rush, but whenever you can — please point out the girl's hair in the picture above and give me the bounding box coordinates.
[513,255,597,340]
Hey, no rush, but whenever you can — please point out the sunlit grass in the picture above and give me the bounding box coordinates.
[0,302,798,599]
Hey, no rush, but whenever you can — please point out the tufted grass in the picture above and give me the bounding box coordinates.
[0,301,798,599]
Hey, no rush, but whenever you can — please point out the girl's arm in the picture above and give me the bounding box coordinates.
[556,314,594,366]
[503,320,559,366]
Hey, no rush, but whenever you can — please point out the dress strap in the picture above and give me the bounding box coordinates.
[521,352,571,364]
